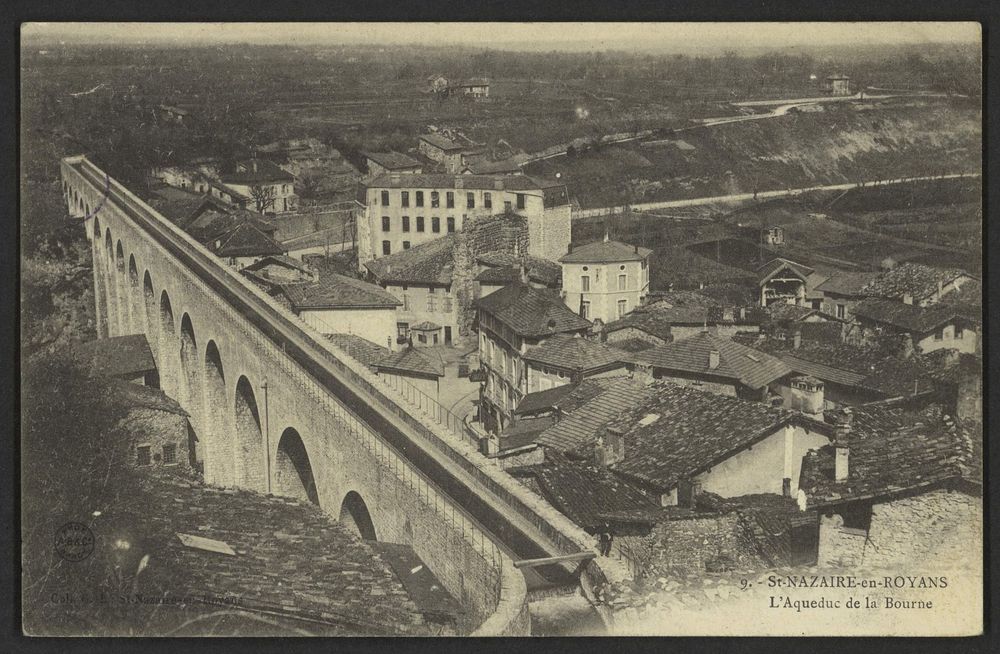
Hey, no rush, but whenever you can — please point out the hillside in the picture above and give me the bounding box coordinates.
[526,98,981,209]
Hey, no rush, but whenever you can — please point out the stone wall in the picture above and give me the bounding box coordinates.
[119,408,191,471]
[818,488,982,569]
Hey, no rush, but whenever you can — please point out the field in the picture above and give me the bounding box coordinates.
[526,98,981,209]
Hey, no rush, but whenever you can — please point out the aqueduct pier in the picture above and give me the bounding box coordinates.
[61,155,608,635]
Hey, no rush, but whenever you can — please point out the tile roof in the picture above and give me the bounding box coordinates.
[70,335,156,379]
[410,320,441,331]
[814,271,877,297]
[861,263,974,302]
[461,159,522,175]
[522,334,629,374]
[514,383,582,416]
[376,346,446,378]
[559,239,652,263]
[500,415,557,451]
[210,222,287,258]
[634,332,792,390]
[475,252,561,287]
[853,299,970,333]
[104,470,429,635]
[364,151,423,170]
[418,133,468,152]
[766,303,824,323]
[645,289,723,308]
[325,333,392,370]
[508,455,658,531]
[278,272,402,310]
[367,173,560,193]
[535,377,658,455]
[219,158,295,184]
[365,235,456,286]
[474,282,591,338]
[610,382,802,492]
[756,258,815,284]
[799,404,982,508]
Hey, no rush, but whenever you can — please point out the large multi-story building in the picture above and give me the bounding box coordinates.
[356,173,571,268]
[559,236,651,324]
[473,282,591,433]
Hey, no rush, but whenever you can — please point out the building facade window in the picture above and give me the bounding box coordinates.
[618,299,628,318]
[432,216,441,233]
[416,191,424,207]
[402,215,410,232]
[403,241,411,250]
[836,304,846,319]
[581,275,591,292]
[416,216,425,232]
[934,328,945,341]
[467,192,475,209]
[618,274,627,291]
[443,296,453,312]
[516,193,526,210]
[382,216,391,232]
[431,191,439,208]
[397,322,409,339]
[504,200,512,212]
[401,191,410,207]
[402,294,410,311]
[427,295,436,312]
[136,445,151,467]
[447,217,455,232]
[484,192,492,209]
[381,190,390,206]
[382,240,391,255]
[162,443,177,465]
[581,301,591,320]
[446,191,455,208]
[956,324,965,338]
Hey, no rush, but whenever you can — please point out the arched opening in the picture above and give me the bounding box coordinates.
[93,215,101,238]
[202,341,235,486]
[339,491,377,541]
[104,230,120,335]
[234,376,265,491]
[142,272,159,367]
[128,254,142,335]
[115,240,127,335]
[91,217,107,337]
[158,291,178,399]
[273,428,319,505]
[179,314,204,438]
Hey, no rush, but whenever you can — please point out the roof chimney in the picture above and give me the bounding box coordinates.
[567,242,574,254]
[603,229,610,243]
[833,409,852,482]
[390,173,401,183]
[708,349,720,370]
[634,244,639,254]
[792,329,802,350]
[519,261,529,284]
[455,176,464,189]
[494,178,503,190]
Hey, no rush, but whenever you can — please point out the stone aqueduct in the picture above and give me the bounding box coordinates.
[61,156,608,635]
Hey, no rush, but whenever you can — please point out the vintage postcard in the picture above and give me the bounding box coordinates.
[19,21,983,637]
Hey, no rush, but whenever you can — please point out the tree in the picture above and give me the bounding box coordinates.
[249,184,276,213]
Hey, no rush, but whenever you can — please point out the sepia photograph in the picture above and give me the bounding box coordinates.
[18,21,984,638]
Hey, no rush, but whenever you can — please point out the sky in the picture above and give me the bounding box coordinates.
[22,22,981,53]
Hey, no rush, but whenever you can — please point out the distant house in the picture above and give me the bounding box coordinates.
[364,151,424,178]
[631,331,793,401]
[604,382,830,505]
[474,281,592,433]
[113,380,194,471]
[559,236,652,324]
[374,343,446,401]
[859,263,978,307]
[158,104,190,124]
[187,211,286,269]
[70,334,159,387]
[823,75,851,96]
[813,271,878,320]
[243,256,401,350]
[417,134,485,174]
[761,226,784,245]
[220,158,298,214]
[474,251,561,298]
[603,304,761,347]
[522,334,630,392]
[852,299,979,355]
[798,404,981,569]
[449,79,490,99]
[757,258,815,307]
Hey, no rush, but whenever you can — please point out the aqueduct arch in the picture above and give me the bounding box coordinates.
[179,314,205,438]
[234,376,266,492]
[339,491,378,541]
[104,230,120,334]
[158,290,179,402]
[128,254,143,335]
[142,271,159,365]
[202,340,236,487]
[114,240,128,335]
[273,427,319,505]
